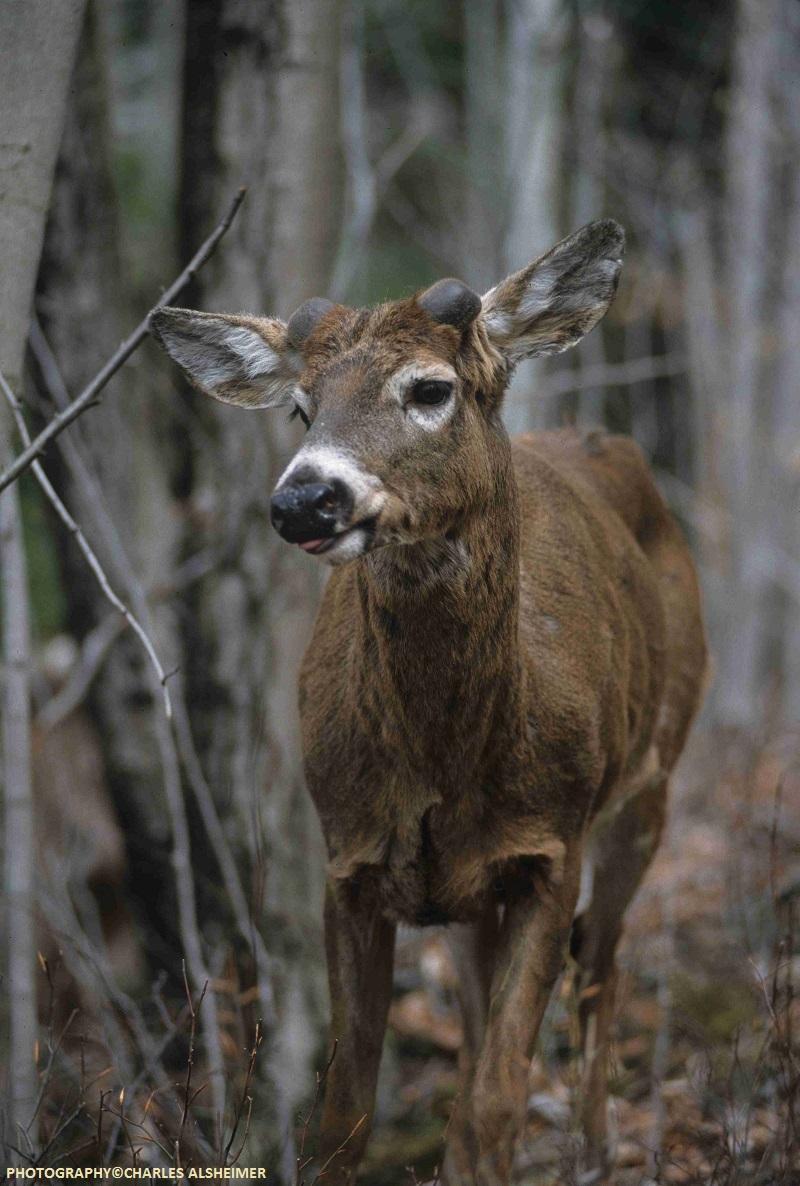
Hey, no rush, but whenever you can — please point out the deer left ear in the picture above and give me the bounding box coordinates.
[481,220,625,365]
[149,307,301,409]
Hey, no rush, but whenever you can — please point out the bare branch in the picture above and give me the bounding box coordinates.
[222,1019,263,1167]
[35,613,125,731]
[312,1114,367,1184]
[0,187,246,494]
[178,961,209,1159]
[0,371,174,719]
[538,352,687,402]
[295,1041,338,1186]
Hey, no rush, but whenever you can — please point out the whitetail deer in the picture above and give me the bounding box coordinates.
[151,220,707,1185]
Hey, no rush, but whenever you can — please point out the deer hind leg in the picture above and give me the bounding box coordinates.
[446,847,580,1186]
[440,902,500,1185]
[318,877,396,1185]
[571,762,668,1181]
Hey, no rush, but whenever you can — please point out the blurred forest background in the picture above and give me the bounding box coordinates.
[1,0,799,1182]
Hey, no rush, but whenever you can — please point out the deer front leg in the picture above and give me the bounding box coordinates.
[317,876,396,1185]
[463,849,580,1186]
[441,902,501,1184]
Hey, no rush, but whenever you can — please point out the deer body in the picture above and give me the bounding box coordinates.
[152,220,707,1185]
[301,430,669,924]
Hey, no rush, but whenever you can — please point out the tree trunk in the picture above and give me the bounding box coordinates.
[774,0,800,719]
[570,8,612,424]
[719,0,777,725]
[36,0,233,1122]
[180,1,342,1170]
[501,0,567,433]
[37,0,184,927]
[0,0,85,1146]
[463,0,503,293]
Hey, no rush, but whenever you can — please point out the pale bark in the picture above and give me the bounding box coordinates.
[0,0,85,1145]
[775,0,800,718]
[266,7,342,1155]
[675,195,728,682]
[0,479,36,1148]
[719,0,777,724]
[0,0,85,387]
[501,0,567,433]
[463,0,503,292]
[570,9,612,424]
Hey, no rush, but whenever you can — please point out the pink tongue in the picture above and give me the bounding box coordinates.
[299,539,325,552]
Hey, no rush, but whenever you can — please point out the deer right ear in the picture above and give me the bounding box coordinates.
[481,220,625,365]
[149,307,301,409]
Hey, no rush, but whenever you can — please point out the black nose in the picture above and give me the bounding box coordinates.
[270,480,350,543]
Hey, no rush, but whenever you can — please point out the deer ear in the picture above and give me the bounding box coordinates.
[481,220,625,364]
[149,307,301,409]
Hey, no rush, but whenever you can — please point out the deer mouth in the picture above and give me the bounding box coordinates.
[298,537,335,555]
[297,517,378,560]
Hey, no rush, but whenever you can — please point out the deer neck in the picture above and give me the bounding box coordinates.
[356,442,525,770]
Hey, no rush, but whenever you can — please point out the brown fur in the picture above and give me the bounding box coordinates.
[151,220,707,1185]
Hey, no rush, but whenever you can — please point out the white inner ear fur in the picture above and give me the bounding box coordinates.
[161,316,300,408]
[384,361,459,431]
[481,253,621,363]
[481,269,566,341]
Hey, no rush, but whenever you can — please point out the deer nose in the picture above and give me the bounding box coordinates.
[270,480,351,544]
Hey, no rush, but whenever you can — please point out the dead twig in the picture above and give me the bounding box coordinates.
[0,370,174,719]
[294,1044,366,1186]
[100,1103,173,1163]
[221,1019,263,1167]
[0,187,246,494]
[25,1006,79,1133]
[295,1041,338,1184]
[178,960,209,1161]
[312,1114,367,1185]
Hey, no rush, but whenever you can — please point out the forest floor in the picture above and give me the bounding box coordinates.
[363,726,800,1186]
[18,725,799,1183]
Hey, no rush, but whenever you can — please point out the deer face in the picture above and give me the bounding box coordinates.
[151,220,623,566]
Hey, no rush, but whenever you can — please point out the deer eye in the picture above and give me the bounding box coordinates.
[411,379,452,406]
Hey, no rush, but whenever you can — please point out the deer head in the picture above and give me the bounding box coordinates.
[150,220,624,565]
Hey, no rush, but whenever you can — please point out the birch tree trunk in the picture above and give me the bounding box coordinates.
[501,0,567,433]
[675,195,728,689]
[463,0,503,293]
[719,0,777,725]
[570,9,612,424]
[0,474,36,1149]
[0,0,85,1146]
[774,0,800,719]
